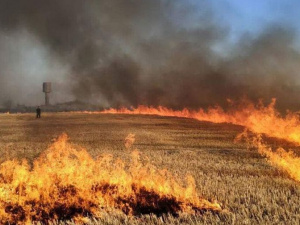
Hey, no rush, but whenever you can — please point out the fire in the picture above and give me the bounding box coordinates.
[102,99,300,145]
[0,134,221,224]
[236,130,300,182]
[124,133,135,149]
[101,99,300,183]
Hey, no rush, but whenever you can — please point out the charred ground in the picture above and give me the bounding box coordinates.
[0,113,299,224]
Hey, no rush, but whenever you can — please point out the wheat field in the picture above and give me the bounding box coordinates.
[0,113,299,225]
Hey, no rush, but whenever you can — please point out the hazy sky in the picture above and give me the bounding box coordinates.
[0,0,299,108]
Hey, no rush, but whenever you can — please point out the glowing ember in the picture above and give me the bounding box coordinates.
[102,99,300,145]
[0,134,221,224]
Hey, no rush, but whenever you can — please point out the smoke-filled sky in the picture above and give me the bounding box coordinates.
[0,0,300,110]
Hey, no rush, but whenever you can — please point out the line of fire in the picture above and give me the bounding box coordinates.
[0,1,299,224]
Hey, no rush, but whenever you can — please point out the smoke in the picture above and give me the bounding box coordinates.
[0,0,299,110]
[0,29,72,106]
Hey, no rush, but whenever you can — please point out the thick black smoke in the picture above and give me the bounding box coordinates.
[0,0,299,110]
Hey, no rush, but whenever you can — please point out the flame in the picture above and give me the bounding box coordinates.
[102,99,300,145]
[236,130,300,182]
[101,99,300,183]
[124,133,135,149]
[0,134,221,224]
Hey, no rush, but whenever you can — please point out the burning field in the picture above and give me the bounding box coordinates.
[1,0,300,224]
[0,104,300,224]
[0,133,220,224]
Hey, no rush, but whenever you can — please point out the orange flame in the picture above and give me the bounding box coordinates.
[101,99,300,183]
[102,99,300,145]
[124,133,136,149]
[0,134,221,224]
[236,130,300,182]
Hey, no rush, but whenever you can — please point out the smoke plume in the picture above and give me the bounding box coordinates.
[0,0,299,110]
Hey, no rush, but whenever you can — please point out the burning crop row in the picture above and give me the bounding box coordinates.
[236,130,300,183]
[101,99,300,183]
[0,134,221,224]
[101,99,300,145]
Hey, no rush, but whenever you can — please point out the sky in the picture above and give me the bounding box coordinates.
[209,0,300,42]
[0,0,300,109]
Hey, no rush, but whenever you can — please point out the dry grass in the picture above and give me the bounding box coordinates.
[0,113,299,224]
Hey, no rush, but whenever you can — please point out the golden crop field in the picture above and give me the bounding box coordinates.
[0,113,299,225]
